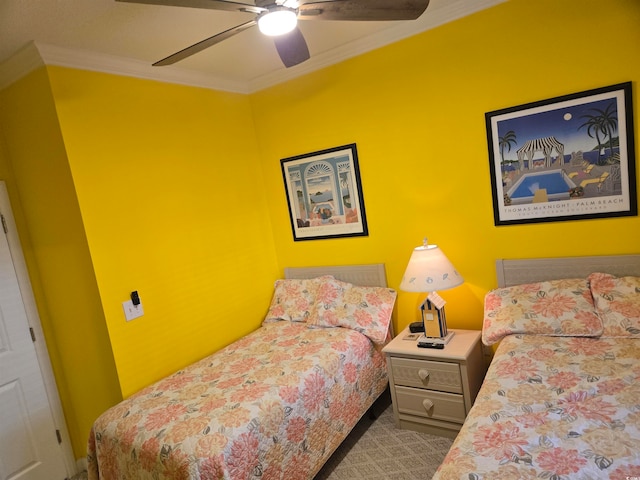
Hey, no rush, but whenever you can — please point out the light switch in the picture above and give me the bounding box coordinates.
[123,299,144,321]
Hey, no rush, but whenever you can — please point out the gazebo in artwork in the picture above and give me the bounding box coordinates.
[516,136,565,170]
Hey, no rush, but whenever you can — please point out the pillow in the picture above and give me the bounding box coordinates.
[263,276,334,324]
[309,277,397,345]
[482,278,602,346]
[588,272,640,337]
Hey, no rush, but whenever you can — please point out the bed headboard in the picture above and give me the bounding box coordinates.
[284,263,388,288]
[497,254,640,287]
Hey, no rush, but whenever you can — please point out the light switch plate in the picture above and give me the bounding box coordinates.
[123,300,144,321]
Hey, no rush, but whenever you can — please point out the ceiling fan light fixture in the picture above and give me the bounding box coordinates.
[257,8,297,36]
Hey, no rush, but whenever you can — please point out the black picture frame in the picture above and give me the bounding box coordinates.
[486,82,636,226]
[281,143,368,241]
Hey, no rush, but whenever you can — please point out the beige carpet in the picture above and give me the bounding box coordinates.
[314,396,452,479]
[72,393,452,480]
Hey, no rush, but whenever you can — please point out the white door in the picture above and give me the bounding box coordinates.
[0,183,72,480]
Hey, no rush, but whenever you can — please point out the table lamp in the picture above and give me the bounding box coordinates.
[399,239,463,346]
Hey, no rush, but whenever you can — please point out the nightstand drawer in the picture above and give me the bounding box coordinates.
[396,386,466,423]
[389,357,462,394]
[396,387,467,424]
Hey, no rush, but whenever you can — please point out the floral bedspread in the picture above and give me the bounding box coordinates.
[88,322,388,480]
[433,334,640,479]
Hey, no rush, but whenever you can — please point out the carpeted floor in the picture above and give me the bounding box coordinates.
[314,395,452,479]
[72,393,452,480]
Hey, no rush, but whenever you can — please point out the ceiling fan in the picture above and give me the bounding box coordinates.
[116,0,431,68]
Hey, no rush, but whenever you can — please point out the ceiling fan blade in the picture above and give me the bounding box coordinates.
[273,27,310,68]
[153,20,257,66]
[298,0,430,21]
[116,0,264,15]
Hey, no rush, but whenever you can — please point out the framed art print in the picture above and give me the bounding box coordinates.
[486,82,636,226]
[281,143,368,241]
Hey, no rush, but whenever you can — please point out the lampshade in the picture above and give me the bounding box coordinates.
[257,9,297,36]
[400,241,463,293]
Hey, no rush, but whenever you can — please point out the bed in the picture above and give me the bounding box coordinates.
[87,264,396,480]
[433,254,640,479]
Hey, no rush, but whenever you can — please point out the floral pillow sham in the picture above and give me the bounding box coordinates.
[309,277,397,345]
[482,278,602,345]
[588,272,640,337]
[263,276,334,324]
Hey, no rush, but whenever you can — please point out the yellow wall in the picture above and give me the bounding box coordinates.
[45,68,280,400]
[0,67,121,457]
[0,0,638,463]
[251,0,640,333]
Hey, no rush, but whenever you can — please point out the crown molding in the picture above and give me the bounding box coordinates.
[0,42,251,94]
[0,43,45,91]
[44,43,251,94]
[0,0,505,94]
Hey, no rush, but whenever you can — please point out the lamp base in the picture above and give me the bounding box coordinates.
[417,331,455,347]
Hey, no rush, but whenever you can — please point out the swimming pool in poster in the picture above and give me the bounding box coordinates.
[507,169,576,204]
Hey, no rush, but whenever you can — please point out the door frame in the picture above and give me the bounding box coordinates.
[0,181,76,476]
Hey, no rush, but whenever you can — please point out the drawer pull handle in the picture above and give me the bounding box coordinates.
[418,369,430,380]
[422,399,434,411]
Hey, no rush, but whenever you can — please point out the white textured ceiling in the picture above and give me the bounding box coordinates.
[0,0,505,93]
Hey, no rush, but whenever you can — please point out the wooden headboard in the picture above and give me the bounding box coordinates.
[497,254,640,287]
[284,263,388,288]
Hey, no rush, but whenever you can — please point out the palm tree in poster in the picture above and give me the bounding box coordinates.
[579,114,605,164]
[595,102,619,163]
[579,101,618,164]
[498,130,517,166]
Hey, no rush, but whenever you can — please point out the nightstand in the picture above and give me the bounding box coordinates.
[382,328,485,438]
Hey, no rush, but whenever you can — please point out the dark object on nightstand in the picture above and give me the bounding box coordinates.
[409,321,424,333]
[417,342,444,349]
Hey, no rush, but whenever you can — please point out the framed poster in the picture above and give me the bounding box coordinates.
[486,82,636,226]
[281,143,368,241]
